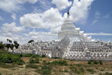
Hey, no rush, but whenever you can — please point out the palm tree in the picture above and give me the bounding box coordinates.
[7,39,12,44]
[7,39,9,43]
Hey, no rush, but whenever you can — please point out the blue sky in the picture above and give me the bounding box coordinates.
[0,0,112,44]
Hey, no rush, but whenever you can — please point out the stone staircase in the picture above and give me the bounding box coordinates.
[62,42,73,59]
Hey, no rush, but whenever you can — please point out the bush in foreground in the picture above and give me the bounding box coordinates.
[99,61,103,65]
[0,54,24,65]
[93,61,98,64]
[41,65,52,75]
[29,58,35,64]
[51,60,68,66]
[26,64,38,69]
[42,55,46,57]
[88,60,103,65]
[88,60,92,64]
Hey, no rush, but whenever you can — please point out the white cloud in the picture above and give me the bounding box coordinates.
[0,0,20,13]
[52,0,72,10]
[11,14,16,20]
[103,14,110,19]
[20,13,44,28]
[20,8,64,30]
[17,0,38,4]
[86,32,112,36]
[95,11,100,18]
[25,31,57,41]
[92,20,98,25]
[70,0,94,23]
[0,0,97,44]
[0,16,3,20]
[40,1,45,4]
[2,22,25,33]
[0,0,38,13]
[0,34,31,45]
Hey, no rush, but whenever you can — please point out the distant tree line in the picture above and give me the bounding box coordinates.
[0,39,35,50]
[0,39,20,50]
[0,41,5,50]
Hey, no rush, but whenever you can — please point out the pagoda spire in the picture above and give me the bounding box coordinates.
[67,11,69,18]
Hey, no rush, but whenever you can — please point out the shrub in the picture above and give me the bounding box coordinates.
[100,69,104,71]
[19,54,23,57]
[41,65,52,75]
[64,69,68,72]
[47,62,50,65]
[91,72,94,74]
[26,64,38,69]
[0,53,24,65]
[16,58,25,65]
[93,61,98,64]
[104,72,112,75]
[29,58,35,64]
[23,54,32,57]
[79,67,85,73]
[0,62,15,68]
[75,64,81,67]
[43,60,47,65]
[35,57,39,63]
[86,69,94,72]
[16,61,23,65]
[32,54,40,58]
[59,69,62,72]
[43,60,46,63]
[51,60,68,66]
[88,60,92,64]
[74,67,80,74]
[99,61,103,65]
[42,69,50,75]
[90,60,93,62]
[0,44,5,49]
[42,55,45,57]
[0,73,1,75]
[70,65,80,74]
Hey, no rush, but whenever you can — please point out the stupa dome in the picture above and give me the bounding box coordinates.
[58,11,80,41]
[61,17,75,31]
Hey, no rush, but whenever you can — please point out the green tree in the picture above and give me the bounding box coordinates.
[9,40,12,43]
[14,41,19,49]
[6,39,14,49]
[28,40,34,43]
[0,41,3,44]
[7,39,12,44]
[0,44,5,49]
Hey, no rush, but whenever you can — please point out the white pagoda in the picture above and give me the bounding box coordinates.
[10,12,112,61]
[58,12,92,42]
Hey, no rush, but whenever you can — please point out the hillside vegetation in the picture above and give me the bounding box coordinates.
[0,50,112,75]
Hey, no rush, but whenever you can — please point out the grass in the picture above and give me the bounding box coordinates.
[86,69,94,72]
[0,50,112,75]
[35,65,52,75]
[0,62,16,68]
[59,69,62,72]
[70,65,84,74]
[75,64,82,67]
[64,69,68,72]
[99,72,112,75]
[88,60,103,65]
[100,69,104,71]
[26,64,38,69]
[50,60,68,66]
